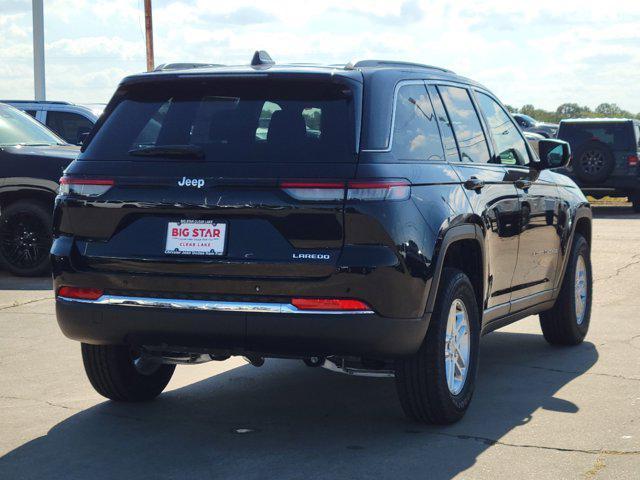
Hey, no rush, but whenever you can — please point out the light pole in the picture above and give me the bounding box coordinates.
[32,0,45,100]
[144,0,154,71]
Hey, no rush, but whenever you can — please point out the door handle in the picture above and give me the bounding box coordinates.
[464,177,485,191]
[515,179,532,190]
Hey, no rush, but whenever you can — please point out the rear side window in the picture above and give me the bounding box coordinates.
[438,86,490,163]
[46,111,93,144]
[476,92,530,166]
[558,122,636,150]
[83,79,356,163]
[391,84,444,161]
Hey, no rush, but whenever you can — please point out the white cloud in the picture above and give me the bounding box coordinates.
[0,0,639,111]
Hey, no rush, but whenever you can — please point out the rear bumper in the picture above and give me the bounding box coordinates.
[574,175,640,193]
[56,296,428,357]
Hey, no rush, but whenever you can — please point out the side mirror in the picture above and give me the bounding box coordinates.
[534,139,570,170]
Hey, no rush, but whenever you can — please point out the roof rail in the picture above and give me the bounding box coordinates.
[0,100,71,105]
[251,50,275,67]
[346,60,454,74]
[154,63,222,71]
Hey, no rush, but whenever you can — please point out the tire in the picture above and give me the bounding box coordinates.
[630,193,640,213]
[539,233,592,345]
[395,268,480,424]
[0,200,53,276]
[81,343,175,402]
[573,142,615,183]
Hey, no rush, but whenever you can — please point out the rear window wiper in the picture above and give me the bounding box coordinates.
[128,145,205,159]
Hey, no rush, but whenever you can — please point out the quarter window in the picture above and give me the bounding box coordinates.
[438,86,490,163]
[391,84,444,161]
[477,92,530,166]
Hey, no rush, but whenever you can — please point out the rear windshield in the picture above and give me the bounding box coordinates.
[558,122,636,150]
[82,78,357,163]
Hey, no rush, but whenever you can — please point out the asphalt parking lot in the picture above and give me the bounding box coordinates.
[0,206,639,480]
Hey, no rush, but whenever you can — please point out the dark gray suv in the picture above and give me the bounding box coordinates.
[558,118,640,212]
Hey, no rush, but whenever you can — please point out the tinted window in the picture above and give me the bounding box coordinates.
[46,111,93,144]
[0,104,62,146]
[427,85,459,161]
[477,92,530,165]
[83,79,356,163]
[391,84,444,161]
[558,122,636,150]
[438,86,490,163]
[25,110,37,118]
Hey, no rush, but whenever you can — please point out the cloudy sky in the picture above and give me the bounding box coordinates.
[2,0,640,112]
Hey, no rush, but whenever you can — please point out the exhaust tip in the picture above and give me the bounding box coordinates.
[243,356,265,367]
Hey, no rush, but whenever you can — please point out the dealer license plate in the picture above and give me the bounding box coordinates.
[165,220,227,256]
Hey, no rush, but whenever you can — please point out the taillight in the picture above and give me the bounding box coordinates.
[280,181,345,202]
[280,179,410,202]
[291,297,372,311]
[628,155,638,167]
[347,179,410,201]
[59,177,114,197]
[57,287,104,300]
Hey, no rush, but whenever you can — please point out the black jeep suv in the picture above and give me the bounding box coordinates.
[557,118,640,212]
[53,53,593,424]
[0,103,78,276]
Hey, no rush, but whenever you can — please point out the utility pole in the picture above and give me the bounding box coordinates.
[32,0,45,100]
[144,0,154,72]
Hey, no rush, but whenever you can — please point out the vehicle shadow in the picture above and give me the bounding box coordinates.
[0,331,598,480]
[592,205,639,219]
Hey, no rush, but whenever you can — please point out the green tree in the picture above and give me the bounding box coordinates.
[595,103,623,117]
[556,103,592,119]
[520,104,536,117]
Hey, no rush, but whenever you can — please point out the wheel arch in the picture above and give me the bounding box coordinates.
[554,204,592,293]
[573,215,591,246]
[0,188,56,212]
[425,223,485,317]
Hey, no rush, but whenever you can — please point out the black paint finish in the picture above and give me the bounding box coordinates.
[52,65,591,358]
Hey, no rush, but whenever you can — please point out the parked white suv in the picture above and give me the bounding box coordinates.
[1,100,104,145]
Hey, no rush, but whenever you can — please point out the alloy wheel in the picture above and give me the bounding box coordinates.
[575,254,588,325]
[0,213,50,270]
[580,150,605,175]
[444,299,470,395]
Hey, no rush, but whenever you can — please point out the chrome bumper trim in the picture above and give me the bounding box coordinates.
[57,295,375,315]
